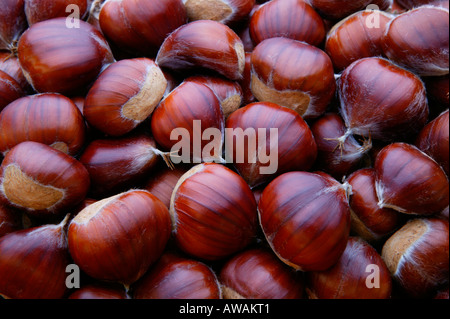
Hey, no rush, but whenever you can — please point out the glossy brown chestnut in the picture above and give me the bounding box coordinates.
[396,0,443,8]
[346,168,404,243]
[183,75,243,118]
[99,0,187,57]
[311,113,371,179]
[225,102,317,188]
[0,215,71,299]
[258,171,351,272]
[219,248,305,299]
[133,252,222,299]
[306,237,392,299]
[170,163,258,261]
[0,204,21,237]
[249,0,326,47]
[144,164,190,209]
[250,37,336,119]
[84,58,167,137]
[79,134,165,198]
[24,0,90,25]
[309,0,392,21]
[238,52,256,105]
[68,282,129,299]
[0,93,86,156]
[374,143,449,215]
[325,10,393,72]
[0,141,90,217]
[338,57,429,142]
[18,17,114,95]
[0,52,29,92]
[156,20,245,81]
[0,70,24,111]
[68,190,172,287]
[150,81,225,164]
[182,0,255,26]
[382,218,449,298]
[0,0,27,51]
[382,6,449,76]
[415,110,449,176]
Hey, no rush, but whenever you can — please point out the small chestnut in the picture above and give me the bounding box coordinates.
[24,0,90,25]
[0,0,27,51]
[0,70,24,112]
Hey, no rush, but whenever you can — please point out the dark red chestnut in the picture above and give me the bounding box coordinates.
[396,0,444,8]
[382,218,449,298]
[382,6,449,76]
[68,282,129,299]
[150,81,225,164]
[79,134,166,198]
[249,0,326,47]
[0,93,86,156]
[99,0,187,57]
[311,113,371,179]
[338,57,429,142]
[170,163,258,261]
[250,37,336,119]
[374,143,449,215]
[0,0,27,51]
[346,168,404,243]
[258,171,351,272]
[156,20,245,81]
[325,10,393,72]
[24,0,90,25]
[415,109,449,176]
[133,252,221,299]
[0,52,29,92]
[306,237,392,299]
[225,101,317,188]
[0,141,90,217]
[68,190,172,287]
[18,17,115,95]
[0,215,72,299]
[0,70,24,111]
[182,0,255,26]
[309,0,392,21]
[219,248,305,299]
[84,58,167,137]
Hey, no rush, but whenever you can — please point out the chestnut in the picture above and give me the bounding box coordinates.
[382,218,449,298]
[239,52,256,105]
[0,0,27,51]
[156,20,245,81]
[308,0,392,21]
[396,0,444,8]
[306,237,392,299]
[0,70,24,112]
[182,0,255,26]
[99,0,187,57]
[0,215,72,299]
[0,93,87,156]
[310,112,371,179]
[132,252,222,299]
[382,5,449,76]
[0,52,29,92]
[170,163,258,261]
[83,58,167,137]
[325,10,393,72]
[150,80,225,164]
[79,134,166,199]
[338,57,429,142]
[68,282,130,300]
[68,190,172,287]
[375,143,449,215]
[258,171,351,272]
[18,17,114,95]
[225,101,317,188]
[250,37,336,119]
[249,0,326,47]
[0,141,90,217]
[183,75,243,118]
[219,248,305,299]
[24,0,90,25]
[415,109,449,176]
[346,168,404,243]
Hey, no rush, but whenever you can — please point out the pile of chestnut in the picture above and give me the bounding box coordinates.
[0,0,448,300]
